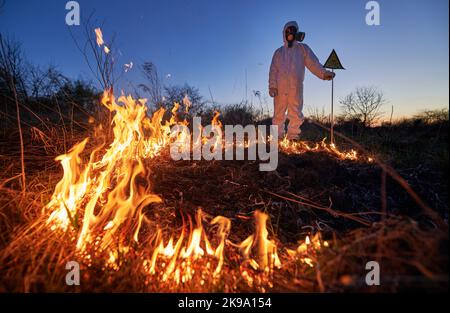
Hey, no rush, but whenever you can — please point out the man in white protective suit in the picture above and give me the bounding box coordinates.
[269,21,335,140]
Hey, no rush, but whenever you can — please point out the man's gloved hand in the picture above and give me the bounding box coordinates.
[323,71,335,81]
[269,87,278,97]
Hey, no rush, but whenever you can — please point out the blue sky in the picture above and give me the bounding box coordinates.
[0,0,448,118]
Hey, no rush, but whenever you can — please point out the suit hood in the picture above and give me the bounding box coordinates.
[283,21,299,46]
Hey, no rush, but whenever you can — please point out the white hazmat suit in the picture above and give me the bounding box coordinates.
[269,21,332,139]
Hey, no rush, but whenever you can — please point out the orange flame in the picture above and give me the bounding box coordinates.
[144,210,230,284]
[280,137,362,161]
[43,26,343,285]
[237,211,281,272]
[44,86,335,286]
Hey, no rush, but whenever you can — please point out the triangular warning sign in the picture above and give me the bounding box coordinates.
[324,49,345,70]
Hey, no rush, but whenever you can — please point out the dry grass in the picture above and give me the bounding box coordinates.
[0,117,447,292]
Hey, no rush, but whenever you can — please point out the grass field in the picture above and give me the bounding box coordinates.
[0,100,447,292]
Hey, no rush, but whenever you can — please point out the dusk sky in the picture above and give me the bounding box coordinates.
[1,0,448,118]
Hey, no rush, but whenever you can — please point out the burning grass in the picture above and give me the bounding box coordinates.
[0,89,448,292]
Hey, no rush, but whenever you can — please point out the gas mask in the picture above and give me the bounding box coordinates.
[285,26,306,47]
[295,31,305,42]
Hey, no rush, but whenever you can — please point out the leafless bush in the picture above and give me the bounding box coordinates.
[340,86,386,127]
[163,83,206,115]
[413,108,449,124]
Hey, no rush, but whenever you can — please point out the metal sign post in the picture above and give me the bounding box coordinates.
[331,68,334,143]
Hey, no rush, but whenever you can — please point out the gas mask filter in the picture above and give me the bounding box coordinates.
[285,26,306,47]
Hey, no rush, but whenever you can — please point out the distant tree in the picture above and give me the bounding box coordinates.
[0,34,26,190]
[163,83,206,115]
[340,86,386,127]
[29,65,69,98]
[0,35,28,100]
[221,102,259,125]
[413,108,449,124]
[54,79,100,112]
